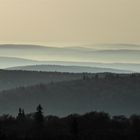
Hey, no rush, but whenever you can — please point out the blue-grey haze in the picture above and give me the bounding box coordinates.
[0,44,140,72]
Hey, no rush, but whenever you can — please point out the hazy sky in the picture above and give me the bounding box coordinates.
[0,0,140,46]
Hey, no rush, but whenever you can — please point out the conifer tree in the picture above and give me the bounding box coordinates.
[34,104,44,124]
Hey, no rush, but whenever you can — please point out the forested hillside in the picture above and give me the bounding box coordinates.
[0,70,85,91]
[0,73,140,116]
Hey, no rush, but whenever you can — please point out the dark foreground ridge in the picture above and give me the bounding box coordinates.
[0,104,140,140]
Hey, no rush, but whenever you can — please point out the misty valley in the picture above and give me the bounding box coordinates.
[0,44,140,139]
[0,0,140,138]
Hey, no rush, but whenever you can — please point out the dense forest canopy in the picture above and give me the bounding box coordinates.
[0,105,140,140]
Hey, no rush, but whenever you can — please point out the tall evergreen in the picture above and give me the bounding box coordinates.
[34,104,44,124]
[17,108,25,121]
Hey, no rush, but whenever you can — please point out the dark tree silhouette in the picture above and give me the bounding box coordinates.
[33,105,45,140]
[17,108,25,121]
[34,104,44,124]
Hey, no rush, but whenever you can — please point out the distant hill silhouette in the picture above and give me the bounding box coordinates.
[0,70,84,91]
[1,56,140,72]
[1,44,140,71]
[0,73,140,116]
[7,64,132,73]
[0,57,38,68]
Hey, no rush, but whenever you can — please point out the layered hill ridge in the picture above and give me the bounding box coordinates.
[0,74,140,116]
[6,64,132,73]
[0,70,84,91]
[1,56,140,72]
[1,44,140,70]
